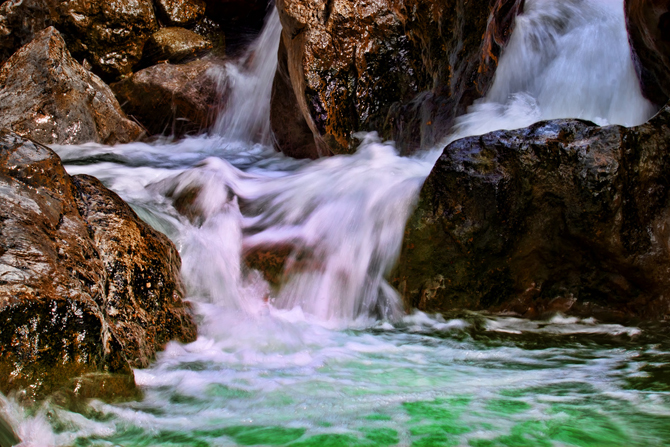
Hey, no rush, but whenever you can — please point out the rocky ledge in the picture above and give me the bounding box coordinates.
[0,131,196,401]
[395,103,670,322]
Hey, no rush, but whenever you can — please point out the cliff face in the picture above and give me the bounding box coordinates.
[271,0,525,158]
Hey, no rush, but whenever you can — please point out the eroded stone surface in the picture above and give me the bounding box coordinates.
[0,130,196,400]
[112,58,226,136]
[0,27,143,145]
[272,0,524,158]
[626,0,670,106]
[395,104,670,322]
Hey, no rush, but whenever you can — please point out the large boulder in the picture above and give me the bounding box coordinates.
[395,104,670,322]
[271,0,524,158]
[112,58,226,137]
[0,27,143,146]
[0,0,157,81]
[0,130,196,400]
[140,27,213,67]
[625,0,670,106]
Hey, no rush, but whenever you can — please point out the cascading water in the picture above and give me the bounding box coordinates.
[2,1,669,446]
[450,0,656,141]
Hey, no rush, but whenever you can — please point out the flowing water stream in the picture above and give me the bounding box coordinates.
[3,0,670,445]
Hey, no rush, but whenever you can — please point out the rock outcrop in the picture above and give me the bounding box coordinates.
[395,104,670,322]
[271,0,525,158]
[112,58,226,137]
[626,0,670,106]
[0,27,143,146]
[0,130,196,400]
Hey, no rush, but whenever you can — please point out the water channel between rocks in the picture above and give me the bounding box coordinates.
[3,0,670,445]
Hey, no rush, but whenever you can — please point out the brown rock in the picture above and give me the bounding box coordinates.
[141,27,213,66]
[271,0,524,158]
[0,27,143,145]
[155,0,206,26]
[0,0,58,65]
[0,0,158,80]
[112,58,226,137]
[57,0,158,80]
[626,0,670,106]
[395,104,670,322]
[0,130,196,400]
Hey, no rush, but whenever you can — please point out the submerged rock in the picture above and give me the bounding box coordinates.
[626,0,670,106]
[395,104,670,322]
[155,0,206,26]
[141,27,213,66]
[271,0,524,158]
[0,131,196,400]
[112,58,226,137]
[0,27,143,145]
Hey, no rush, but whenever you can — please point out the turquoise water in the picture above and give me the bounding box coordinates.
[2,0,667,444]
[5,309,670,446]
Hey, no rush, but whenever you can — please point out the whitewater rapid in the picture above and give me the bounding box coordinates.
[1,0,667,445]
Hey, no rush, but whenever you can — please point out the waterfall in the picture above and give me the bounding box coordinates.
[450,0,656,140]
[147,0,659,323]
[211,7,282,144]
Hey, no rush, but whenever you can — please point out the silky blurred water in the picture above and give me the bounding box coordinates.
[2,0,668,445]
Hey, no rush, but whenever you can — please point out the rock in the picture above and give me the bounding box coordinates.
[0,27,143,146]
[57,0,158,80]
[395,104,670,322]
[155,0,206,26]
[0,413,20,447]
[112,58,226,137]
[626,0,670,106]
[141,27,213,66]
[0,130,196,400]
[0,0,58,65]
[271,0,524,158]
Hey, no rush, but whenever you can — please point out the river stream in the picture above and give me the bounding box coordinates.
[2,0,669,445]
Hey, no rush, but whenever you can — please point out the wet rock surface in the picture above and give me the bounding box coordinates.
[0,0,158,81]
[141,27,213,66]
[155,0,206,26]
[57,0,158,80]
[395,104,670,322]
[112,58,226,137]
[272,0,524,158]
[0,130,196,400]
[0,0,58,65]
[626,0,670,106]
[0,27,143,146]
